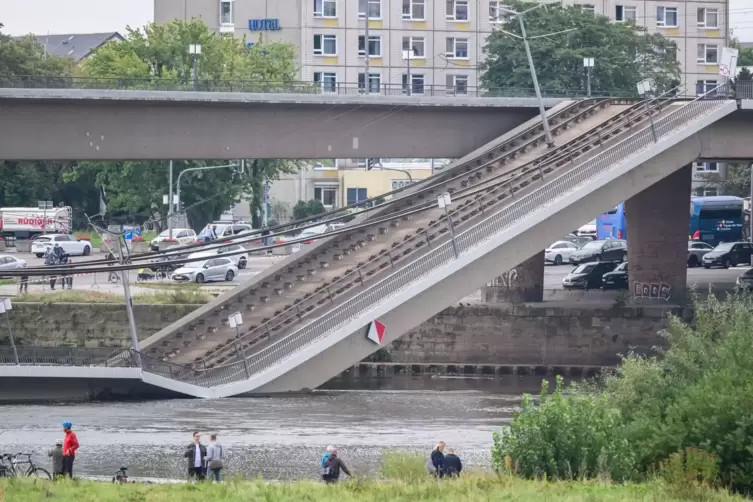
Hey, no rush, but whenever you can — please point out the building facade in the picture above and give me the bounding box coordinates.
[155,0,728,95]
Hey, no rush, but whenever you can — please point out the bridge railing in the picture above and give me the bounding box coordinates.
[0,346,140,367]
[0,75,637,98]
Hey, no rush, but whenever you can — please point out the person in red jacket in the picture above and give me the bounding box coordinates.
[61,421,79,478]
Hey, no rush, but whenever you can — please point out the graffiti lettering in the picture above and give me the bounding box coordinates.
[489,268,518,288]
[633,281,671,301]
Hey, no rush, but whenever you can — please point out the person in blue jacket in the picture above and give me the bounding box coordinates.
[321,445,334,469]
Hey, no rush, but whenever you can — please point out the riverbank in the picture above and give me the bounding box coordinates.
[1,476,743,501]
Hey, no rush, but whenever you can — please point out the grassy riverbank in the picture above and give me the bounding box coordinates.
[1,476,744,502]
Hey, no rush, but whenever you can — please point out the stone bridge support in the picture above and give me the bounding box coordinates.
[482,251,545,304]
[626,165,692,303]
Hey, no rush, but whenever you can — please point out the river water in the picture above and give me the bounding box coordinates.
[0,388,522,481]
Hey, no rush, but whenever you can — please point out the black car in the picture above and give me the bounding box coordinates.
[569,239,627,265]
[702,242,753,269]
[602,262,628,290]
[736,269,753,292]
[562,261,618,290]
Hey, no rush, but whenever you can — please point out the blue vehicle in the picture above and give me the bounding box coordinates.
[596,203,626,240]
[689,196,744,246]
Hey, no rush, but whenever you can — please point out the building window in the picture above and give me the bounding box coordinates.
[314,71,337,93]
[446,74,468,95]
[697,186,719,197]
[656,6,678,27]
[574,4,595,14]
[314,186,338,207]
[391,179,418,190]
[358,35,382,57]
[697,8,718,28]
[346,188,369,205]
[313,34,337,56]
[694,162,719,173]
[489,1,510,22]
[402,73,425,95]
[446,37,469,59]
[615,5,636,22]
[402,36,425,57]
[359,0,381,19]
[314,0,337,18]
[220,0,234,26]
[697,43,718,64]
[402,0,425,20]
[446,0,469,20]
[313,159,338,170]
[696,79,718,95]
[358,72,381,93]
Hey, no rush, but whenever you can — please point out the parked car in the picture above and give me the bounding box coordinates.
[214,222,253,239]
[563,261,618,290]
[735,268,753,292]
[31,234,92,258]
[545,240,578,265]
[602,262,628,290]
[0,254,27,276]
[687,240,714,267]
[574,220,597,239]
[569,239,627,265]
[187,243,248,269]
[702,241,753,269]
[172,257,238,284]
[149,228,197,251]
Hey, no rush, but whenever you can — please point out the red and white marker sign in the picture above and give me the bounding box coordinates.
[366,320,386,345]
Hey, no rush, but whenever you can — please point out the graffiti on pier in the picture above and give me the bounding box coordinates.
[633,281,671,301]
[489,269,518,288]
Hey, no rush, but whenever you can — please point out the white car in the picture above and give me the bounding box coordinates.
[172,257,238,284]
[31,234,92,258]
[186,243,248,269]
[0,254,27,276]
[150,228,197,251]
[545,240,579,265]
[575,220,597,239]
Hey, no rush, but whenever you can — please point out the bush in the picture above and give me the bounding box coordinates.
[492,376,636,482]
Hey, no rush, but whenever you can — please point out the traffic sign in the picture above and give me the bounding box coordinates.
[366,320,386,345]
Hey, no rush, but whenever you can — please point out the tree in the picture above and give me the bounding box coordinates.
[481,3,681,96]
[730,36,753,67]
[0,24,74,78]
[293,200,326,221]
[699,163,751,198]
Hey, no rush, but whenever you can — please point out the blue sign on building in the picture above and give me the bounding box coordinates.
[249,19,280,31]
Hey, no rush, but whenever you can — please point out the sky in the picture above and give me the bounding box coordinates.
[0,0,751,40]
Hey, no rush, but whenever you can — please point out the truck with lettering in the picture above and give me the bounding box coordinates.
[0,206,73,239]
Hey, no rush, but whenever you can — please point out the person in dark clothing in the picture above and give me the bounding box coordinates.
[184,431,207,480]
[322,448,351,484]
[18,274,28,294]
[430,442,446,478]
[443,448,462,477]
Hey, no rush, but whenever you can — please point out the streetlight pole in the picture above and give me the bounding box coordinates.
[0,298,19,365]
[189,44,201,91]
[116,232,141,367]
[228,311,250,378]
[437,192,458,258]
[168,160,174,239]
[176,163,238,219]
[583,57,594,97]
[364,7,370,94]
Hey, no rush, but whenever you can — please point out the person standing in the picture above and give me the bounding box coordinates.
[61,421,79,478]
[321,447,351,484]
[321,445,334,470]
[47,440,64,478]
[44,245,58,290]
[205,433,224,483]
[429,441,446,478]
[64,255,73,290]
[443,448,462,478]
[184,431,206,480]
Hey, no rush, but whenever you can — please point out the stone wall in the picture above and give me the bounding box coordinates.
[1,303,198,348]
[1,303,689,367]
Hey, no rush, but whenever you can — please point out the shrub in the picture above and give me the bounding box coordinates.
[659,447,719,489]
[492,376,637,482]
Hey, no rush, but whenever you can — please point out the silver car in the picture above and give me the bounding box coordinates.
[687,241,713,268]
[172,257,238,284]
[0,254,27,276]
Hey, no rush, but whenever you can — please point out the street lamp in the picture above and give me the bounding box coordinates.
[188,44,202,91]
[437,192,459,258]
[402,47,419,96]
[0,298,19,365]
[176,163,239,220]
[228,311,250,378]
[583,57,595,97]
[636,78,658,142]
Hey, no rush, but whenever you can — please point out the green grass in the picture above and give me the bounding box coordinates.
[15,289,211,304]
[0,476,744,502]
[0,278,15,286]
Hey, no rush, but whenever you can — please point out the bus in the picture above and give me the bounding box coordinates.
[596,203,626,240]
[689,196,744,246]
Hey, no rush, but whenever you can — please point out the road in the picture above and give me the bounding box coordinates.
[0,250,745,299]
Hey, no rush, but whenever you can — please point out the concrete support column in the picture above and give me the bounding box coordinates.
[626,166,692,302]
[482,251,545,304]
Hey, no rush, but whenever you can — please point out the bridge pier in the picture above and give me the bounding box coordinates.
[626,165,692,303]
[482,251,544,304]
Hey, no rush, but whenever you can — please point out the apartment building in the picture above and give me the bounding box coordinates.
[155,0,728,95]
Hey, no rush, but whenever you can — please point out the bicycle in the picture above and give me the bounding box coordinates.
[108,271,121,284]
[112,466,129,484]
[1,453,51,479]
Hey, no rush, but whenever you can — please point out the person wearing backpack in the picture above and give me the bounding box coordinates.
[205,433,224,483]
[321,448,351,484]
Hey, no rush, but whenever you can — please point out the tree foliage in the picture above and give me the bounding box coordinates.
[481,3,681,95]
[699,163,750,198]
[293,200,327,221]
[0,23,74,77]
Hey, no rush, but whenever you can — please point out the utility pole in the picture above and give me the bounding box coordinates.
[116,232,141,367]
[189,44,201,91]
[492,5,575,148]
[583,57,594,97]
[168,160,174,239]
